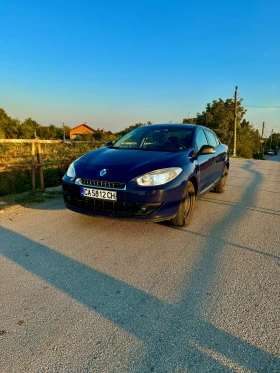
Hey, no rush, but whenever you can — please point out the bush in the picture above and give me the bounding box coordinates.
[0,169,32,196]
[237,144,254,159]
[44,166,68,188]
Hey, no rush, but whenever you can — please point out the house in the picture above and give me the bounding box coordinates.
[70,123,95,140]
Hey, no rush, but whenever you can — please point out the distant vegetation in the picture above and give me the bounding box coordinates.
[1,96,279,158]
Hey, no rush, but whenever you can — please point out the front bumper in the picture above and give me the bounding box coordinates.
[62,178,185,221]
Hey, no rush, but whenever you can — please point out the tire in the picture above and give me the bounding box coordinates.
[170,181,196,227]
[214,166,228,193]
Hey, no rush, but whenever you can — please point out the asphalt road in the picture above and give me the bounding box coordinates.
[0,157,279,373]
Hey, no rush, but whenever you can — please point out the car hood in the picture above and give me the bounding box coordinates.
[74,147,188,181]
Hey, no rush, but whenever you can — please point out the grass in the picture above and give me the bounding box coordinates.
[0,188,63,211]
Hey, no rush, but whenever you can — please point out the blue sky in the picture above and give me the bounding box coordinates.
[0,0,279,135]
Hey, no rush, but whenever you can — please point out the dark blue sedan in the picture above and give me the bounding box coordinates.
[62,124,229,226]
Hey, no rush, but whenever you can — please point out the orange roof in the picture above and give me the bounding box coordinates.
[70,123,95,132]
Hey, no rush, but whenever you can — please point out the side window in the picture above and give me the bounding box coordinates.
[214,134,220,145]
[195,130,208,152]
[205,130,218,148]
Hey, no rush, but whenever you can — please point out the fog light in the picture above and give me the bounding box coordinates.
[137,205,149,215]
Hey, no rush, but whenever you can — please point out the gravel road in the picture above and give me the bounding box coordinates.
[0,157,279,373]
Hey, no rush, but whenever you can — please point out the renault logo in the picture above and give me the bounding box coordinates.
[100,169,108,177]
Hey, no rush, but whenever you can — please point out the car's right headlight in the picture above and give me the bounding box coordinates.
[66,162,76,178]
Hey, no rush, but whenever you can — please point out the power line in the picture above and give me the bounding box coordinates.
[245,113,262,127]
[244,105,280,109]
[244,112,263,130]
[245,110,263,124]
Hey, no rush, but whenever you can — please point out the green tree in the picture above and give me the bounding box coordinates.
[48,124,57,139]
[93,129,104,141]
[55,125,71,140]
[0,126,5,139]
[182,117,196,124]
[103,132,119,143]
[196,98,246,154]
[117,123,145,137]
[267,132,280,149]
[19,118,40,139]
[37,125,50,139]
[0,108,20,138]
[7,118,21,138]
[0,108,10,122]
[237,119,261,158]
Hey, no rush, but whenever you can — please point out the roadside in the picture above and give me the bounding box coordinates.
[0,185,63,212]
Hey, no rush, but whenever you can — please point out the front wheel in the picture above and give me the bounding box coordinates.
[170,181,196,227]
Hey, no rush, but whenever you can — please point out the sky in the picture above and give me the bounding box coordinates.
[0,0,279,135]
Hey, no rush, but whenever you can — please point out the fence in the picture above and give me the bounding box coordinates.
[0,139,105,196]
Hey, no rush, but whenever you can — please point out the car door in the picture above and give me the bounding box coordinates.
[204,129,224,182]
[194,129,215,193]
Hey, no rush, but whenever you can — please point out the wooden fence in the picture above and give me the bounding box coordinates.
[0,139,105,192]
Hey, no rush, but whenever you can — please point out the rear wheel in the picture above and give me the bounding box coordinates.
[170,181,196,227]
[214,166,228,193]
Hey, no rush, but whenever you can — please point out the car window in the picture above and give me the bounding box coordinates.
[113,127,193,151]
[214,133,220,145]
[195,130,208,152]
[143,129,192,149]
[205,130,218,147]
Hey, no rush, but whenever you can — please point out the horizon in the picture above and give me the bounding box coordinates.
[1,0,279,137]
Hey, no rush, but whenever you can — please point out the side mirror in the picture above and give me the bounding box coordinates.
[105,141,113,147]
[198,145,216,155]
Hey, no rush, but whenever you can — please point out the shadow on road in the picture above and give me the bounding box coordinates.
[1,161,279,372]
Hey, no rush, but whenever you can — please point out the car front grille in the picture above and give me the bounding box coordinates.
[66,196,137,215]
[79,179,126,190]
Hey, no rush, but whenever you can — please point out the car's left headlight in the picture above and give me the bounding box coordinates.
[136,167,182,186]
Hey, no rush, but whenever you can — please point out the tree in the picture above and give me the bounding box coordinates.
[55,125,71,140]
[182,118,196,124]
[37,125,50,139]
[48,124,57,139]
[117,123,145,137]
[7,118,21,138]
[93,129,103,141]
[237,119,261,158]
[0,126,5,139]
[19,118,40,139]
[0,108,10,122]
[196,98,246,154]
[0,108,20,138]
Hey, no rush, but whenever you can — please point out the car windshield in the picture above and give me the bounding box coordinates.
[112,126,193,152]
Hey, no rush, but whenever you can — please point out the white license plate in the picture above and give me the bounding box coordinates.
[80,187,117,201]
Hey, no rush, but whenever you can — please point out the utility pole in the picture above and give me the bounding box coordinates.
[270,129,273,149]
[62,122,65,142]
[233,86,238,157]
[261,122,265,139]
[277,135,279,148]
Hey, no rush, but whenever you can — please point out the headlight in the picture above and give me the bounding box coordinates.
[66,162,76,178]
[136,167,182,186]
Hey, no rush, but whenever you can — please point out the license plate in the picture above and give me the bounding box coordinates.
[80,187,117,201]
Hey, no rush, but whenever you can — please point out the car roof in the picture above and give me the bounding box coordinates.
[141,123,198,130]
